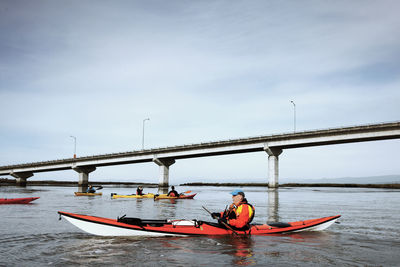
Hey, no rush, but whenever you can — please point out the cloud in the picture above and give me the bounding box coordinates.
[1,0,400,182]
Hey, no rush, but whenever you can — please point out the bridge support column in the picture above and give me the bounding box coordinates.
[264,146,282,188]
[153,157,175,187]
[73,166,96,193]
[10,171,33,187]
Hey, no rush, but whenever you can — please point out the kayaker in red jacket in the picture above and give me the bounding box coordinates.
[211,189,255,229]
[167,186,179,197]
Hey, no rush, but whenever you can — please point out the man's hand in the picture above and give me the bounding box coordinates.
[211,212,221,219]
[218,217,227,225]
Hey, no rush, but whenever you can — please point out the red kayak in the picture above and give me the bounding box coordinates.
[58,211,340,237]
[0,197,40,204]
[154,193,197,200]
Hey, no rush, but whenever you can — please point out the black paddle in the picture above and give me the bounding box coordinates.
[202,206,238,236]
[85,185,102,193]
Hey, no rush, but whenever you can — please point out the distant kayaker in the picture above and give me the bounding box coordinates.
[136,186,144,195]
[167,186,179,197]
[87,185,96,193]
[211,189,255,230]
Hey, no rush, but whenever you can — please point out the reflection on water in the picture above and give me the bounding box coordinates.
[155,235,256,266]
[77,184,88,193]
[154,198,179,218]
[158,186,169,194]
[267,189,279,223]
[222,236,255,266]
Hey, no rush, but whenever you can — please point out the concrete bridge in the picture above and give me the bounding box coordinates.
[1,121,399,191]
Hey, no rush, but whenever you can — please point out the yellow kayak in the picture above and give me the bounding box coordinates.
[74,192,103,196]
[111,193,155,199]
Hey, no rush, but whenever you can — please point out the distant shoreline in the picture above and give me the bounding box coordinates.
[1,178,399,189]
[180,182,400,189]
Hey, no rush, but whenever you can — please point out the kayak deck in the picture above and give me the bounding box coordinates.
[58,211,340,237]
[74,192,102,196]
[154,193,197,200]
[0,197,40,204]
[111,193,155,199]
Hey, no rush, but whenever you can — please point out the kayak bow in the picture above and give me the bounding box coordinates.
[58,211,340,237]
[0,197,40,204]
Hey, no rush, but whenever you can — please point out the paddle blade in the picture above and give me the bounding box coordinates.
[183,190,192,194]
[96,186,103,190]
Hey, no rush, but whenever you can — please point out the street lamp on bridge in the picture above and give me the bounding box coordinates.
[142,118,150,150]
[70,135,77,158]
[290,100,296,133]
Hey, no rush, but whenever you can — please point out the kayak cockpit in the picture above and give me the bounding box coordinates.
[266,222,292,228]
[117,215,169,227]
[116,216,229,230]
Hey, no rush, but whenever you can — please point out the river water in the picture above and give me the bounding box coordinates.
[1,185,399,266]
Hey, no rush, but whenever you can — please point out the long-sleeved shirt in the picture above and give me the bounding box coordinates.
[220,201,255,229]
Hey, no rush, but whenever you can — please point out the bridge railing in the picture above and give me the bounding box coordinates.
[1,120,399,170]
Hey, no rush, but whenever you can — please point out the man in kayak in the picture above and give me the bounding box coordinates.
[211,189,255,230]
[167,186,179,197]
[136,186,144,195]
[86,185,96,193]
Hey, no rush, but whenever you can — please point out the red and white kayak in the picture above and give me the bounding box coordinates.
[154,193,197,200]
[58,211,340,237]
[0,197,40,204]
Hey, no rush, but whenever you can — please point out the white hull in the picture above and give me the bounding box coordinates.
[62,215,185,237]
[293,217,338,232]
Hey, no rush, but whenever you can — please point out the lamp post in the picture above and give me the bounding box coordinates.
[290,100,296,133]
[142,118,150,150]
[70,135,77,158]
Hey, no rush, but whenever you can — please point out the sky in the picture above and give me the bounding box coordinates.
[1,0,399,184]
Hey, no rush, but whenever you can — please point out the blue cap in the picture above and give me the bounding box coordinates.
[230,189,245,196]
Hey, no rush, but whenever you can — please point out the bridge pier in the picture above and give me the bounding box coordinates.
[73,166,96,192]
[264,146,282,188]
[10,171,33,187]
[153,157,175,187]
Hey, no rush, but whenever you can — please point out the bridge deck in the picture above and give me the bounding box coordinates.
[0,121,399,175]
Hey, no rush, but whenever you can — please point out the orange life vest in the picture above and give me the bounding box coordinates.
[223,201,255,229]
